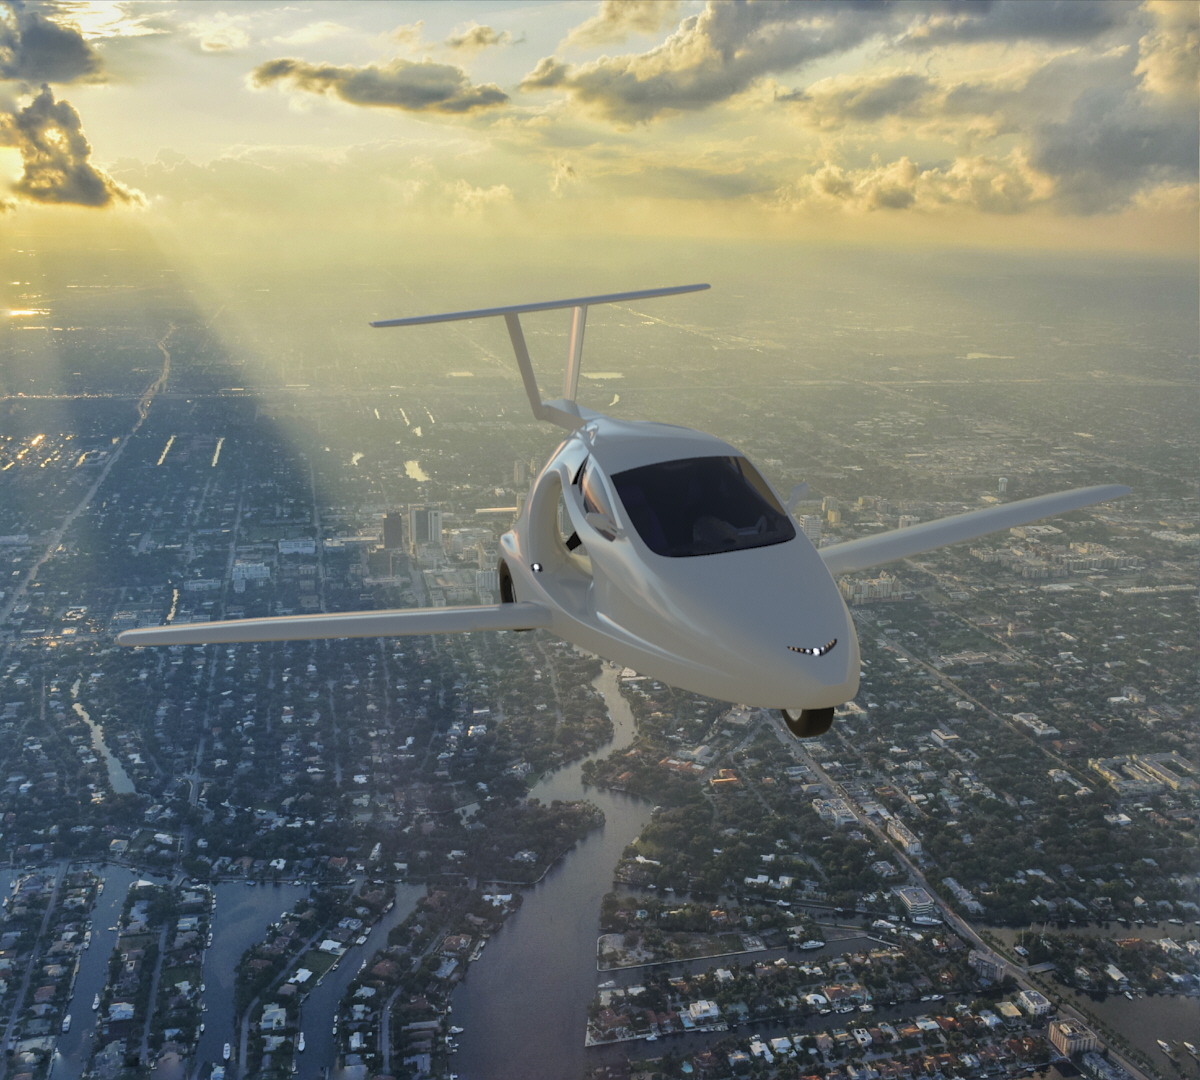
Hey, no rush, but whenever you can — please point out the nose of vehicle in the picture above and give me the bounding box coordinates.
[645,537,860,709]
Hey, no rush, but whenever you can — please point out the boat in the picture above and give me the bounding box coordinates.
[297,1032,305,1052]
[199,1024,204,1034]
[212,1068,225,1080]
[799,940,826,950]
[1183,1041,1197,1059]
[1157,1040,1172,1054]
[62,1015,71,1034]
[92,994,100,1011]
[200,984,205,993]
[207,933,213,946]
[97,881,103,894]
[83,930,91,949]
[223,1043,231,1061]
[449,1026,464,1035]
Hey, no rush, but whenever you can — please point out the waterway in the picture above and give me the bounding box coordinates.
[70,680,136,795]
[451,662,654,1080]
[195,881,311,1073]
[296,882,425,1080]
[51,865,140,1080]
[1061,987,1200,1080]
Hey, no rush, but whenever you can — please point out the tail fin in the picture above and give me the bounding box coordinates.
[372,284,709,430]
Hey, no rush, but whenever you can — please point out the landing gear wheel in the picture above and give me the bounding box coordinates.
[498,559,516,604]
[497,559,533,631]
[780,707,835,739]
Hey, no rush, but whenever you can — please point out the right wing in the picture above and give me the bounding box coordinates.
[819,484,1130,576]
[117,602,552,647]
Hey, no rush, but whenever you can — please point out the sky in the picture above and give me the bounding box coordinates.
[0,0,1196,259]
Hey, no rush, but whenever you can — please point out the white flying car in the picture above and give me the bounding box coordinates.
[119,285,1130,737]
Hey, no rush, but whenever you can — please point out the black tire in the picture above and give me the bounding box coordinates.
[780,707,835,738]
[498,559,516,604]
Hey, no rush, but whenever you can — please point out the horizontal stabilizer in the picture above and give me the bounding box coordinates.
[819,484,1131,576]
[370,284,709,327]
[117,602,553,647]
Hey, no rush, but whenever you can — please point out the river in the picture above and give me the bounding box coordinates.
[70,681,136,796]
[451,662,654,1080]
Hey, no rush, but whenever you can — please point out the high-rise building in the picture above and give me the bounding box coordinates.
[407,504,443,555]
[998,477,1008,494]
[898,515,920,529]
[800,515,823,544]
[383,512,405,550]
[821,496,839,513]
[514,459,528,484]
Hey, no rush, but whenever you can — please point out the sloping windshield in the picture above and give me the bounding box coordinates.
[611,456,796,557]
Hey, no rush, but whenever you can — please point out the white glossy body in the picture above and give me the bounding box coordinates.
[501,416,860,711]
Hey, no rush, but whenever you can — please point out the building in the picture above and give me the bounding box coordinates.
[998,477,1008,493]
[800,514,823,544]
[407,504,443,555]
[1016,989,1051,1016]
[968,949,1004,982]
[232,562,270,581]
[383,512,405,550]
[476,569,499,596]
[812,797,857,828]
[840,572,900,605]
[892,885,938,921]
[688,1000,720,1023]
[1049,1019,1099,1056]
[898,515,920,528]
[279,538,316,555]
[887,819,923,856]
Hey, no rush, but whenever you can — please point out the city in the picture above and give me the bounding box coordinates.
[0,239,1197,1080]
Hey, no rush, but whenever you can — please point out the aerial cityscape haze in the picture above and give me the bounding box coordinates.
[0,3,1197,1080]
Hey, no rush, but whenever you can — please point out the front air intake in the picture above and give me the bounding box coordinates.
[788,639,837,657]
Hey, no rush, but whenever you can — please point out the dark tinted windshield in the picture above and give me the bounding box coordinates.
[611,456,796,557]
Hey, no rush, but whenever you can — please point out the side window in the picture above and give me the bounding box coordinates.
[579,459,616,522]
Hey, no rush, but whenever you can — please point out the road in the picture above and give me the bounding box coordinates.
[0,327,172,630]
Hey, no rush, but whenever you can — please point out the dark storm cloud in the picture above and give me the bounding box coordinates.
[250,57,508,114]
[1032,84,1200,214]
[0,2,102,84]
[0,84,143,207]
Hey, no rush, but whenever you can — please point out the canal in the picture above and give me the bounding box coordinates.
[296,882,425,1080]
[451,662,654,1080]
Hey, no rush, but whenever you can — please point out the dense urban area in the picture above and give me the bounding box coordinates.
[0,247,1196,1080]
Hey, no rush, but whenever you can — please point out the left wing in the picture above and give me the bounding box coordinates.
[117,602,553,647]
[819,484,1130,576]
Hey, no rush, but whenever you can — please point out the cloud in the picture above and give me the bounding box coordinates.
[896,0,1133,49]
[0,84,144,207]
[0,3,102,83]
[390,22,425,51]
[778,151,1053,215]
[443,23,518,54]
[446,178,512,213]
[250,56,508,114]
[1134,0,1199,101]
[1030,82,1199,213]
[273,21,351,47]
[521,2,897,124]
[563,0,680,49]
[549,157,576,193]
[184,11,251,53]
[778,70,936,130]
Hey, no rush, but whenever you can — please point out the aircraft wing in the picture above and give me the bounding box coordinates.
[117,602,553,647]
[819,484,1131,576]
